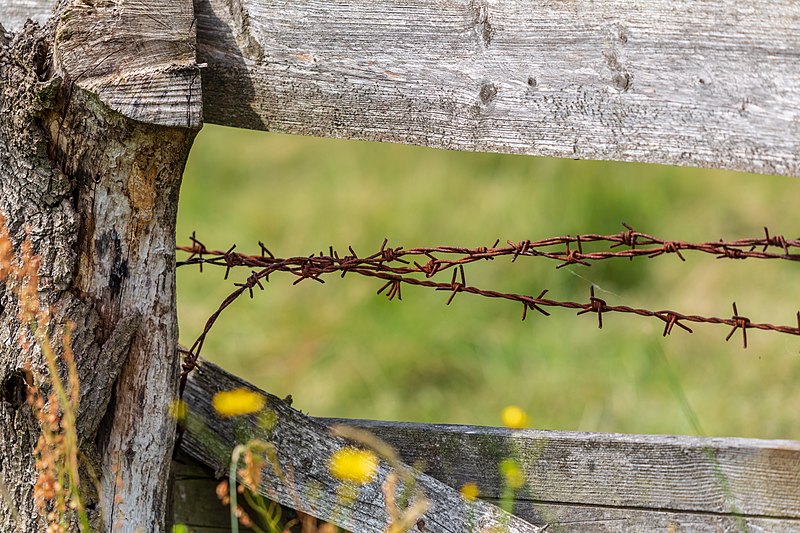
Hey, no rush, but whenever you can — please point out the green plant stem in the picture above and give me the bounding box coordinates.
[229,445,245,533]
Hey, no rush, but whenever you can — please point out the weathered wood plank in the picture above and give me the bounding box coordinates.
[173,475,800,533]
[179,361,800,531]
[195,0,800,176]
[1,0,202,127]
[323,419,800,519]
[498,501,800,533]
[172,462,800,533]
[54,0,202,128]
[10,0,799,175]
[1,0,53,31]
[181,359,544,533]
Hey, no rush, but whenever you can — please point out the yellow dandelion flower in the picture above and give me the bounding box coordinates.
[212,388,265,417]
[460,481,480,501]
[500,405,529,429]
[328,447,379,485]
[499,458,525,490]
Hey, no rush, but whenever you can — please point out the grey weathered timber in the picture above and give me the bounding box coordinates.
[328,419,800,518]
[181,359,544,533]
[13,0,800,176]
[50,0,200,529]
[326,420,800,532]
[178,361,800,532]
[2,0,52,33]
[56,1,200,128]
[194,0,800,176]
[3,0,201,127]
[505,502,797,533]
[1,0,200,530]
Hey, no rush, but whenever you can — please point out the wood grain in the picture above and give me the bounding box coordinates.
[179,362,800,531]
[182,360,544,533]
[9,0,800,175]
[0,0,53,31]
[172,465,800,532]
[195,0,800,176]
[323,419,800,518]
[53,0,201,128]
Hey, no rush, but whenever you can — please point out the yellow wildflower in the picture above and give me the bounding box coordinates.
[499,458,525,490]
[500,405,529,429]
[460,481,480,501]
[212,388,265,417]
[328,447,379,485]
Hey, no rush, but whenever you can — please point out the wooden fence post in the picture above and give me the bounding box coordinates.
[0,1,200,530]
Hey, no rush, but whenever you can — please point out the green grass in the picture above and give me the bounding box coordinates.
[177,124,799,439]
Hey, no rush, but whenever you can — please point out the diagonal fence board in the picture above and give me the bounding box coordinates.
[178,361,800,532]
[195,0,800,176]
[181,359,544,533]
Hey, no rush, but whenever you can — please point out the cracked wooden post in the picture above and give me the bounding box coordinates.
[0,0,200,531]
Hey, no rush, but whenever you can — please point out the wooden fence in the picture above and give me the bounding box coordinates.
[174,361,800,532]
[2,0,799,531]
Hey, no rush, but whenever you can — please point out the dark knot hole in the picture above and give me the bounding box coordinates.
[2,371,31,408]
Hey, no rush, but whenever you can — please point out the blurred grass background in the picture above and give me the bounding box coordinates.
[177,124,799,439]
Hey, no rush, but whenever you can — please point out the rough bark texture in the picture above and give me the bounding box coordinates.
[0,0,199,530]
[0,18,81,531]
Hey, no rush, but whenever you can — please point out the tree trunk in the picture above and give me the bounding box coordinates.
[0,0,200,530]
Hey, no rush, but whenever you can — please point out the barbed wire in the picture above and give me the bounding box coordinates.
[176,225,800,393]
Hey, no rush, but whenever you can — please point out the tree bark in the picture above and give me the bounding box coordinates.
[0,0,200,530]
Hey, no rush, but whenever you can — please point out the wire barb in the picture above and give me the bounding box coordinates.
[577,286,607,329]
[175,227,800,389]
[725,302,751,348]
[658,312,693,337]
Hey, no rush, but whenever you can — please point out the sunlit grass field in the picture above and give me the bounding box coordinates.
[177,124,799,439]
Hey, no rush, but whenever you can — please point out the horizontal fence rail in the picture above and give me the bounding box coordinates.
[177,360,800,532]
[5,1,799,176]
[194,0,800,176]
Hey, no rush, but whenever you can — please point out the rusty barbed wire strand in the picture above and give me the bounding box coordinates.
[176,226,800,393]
